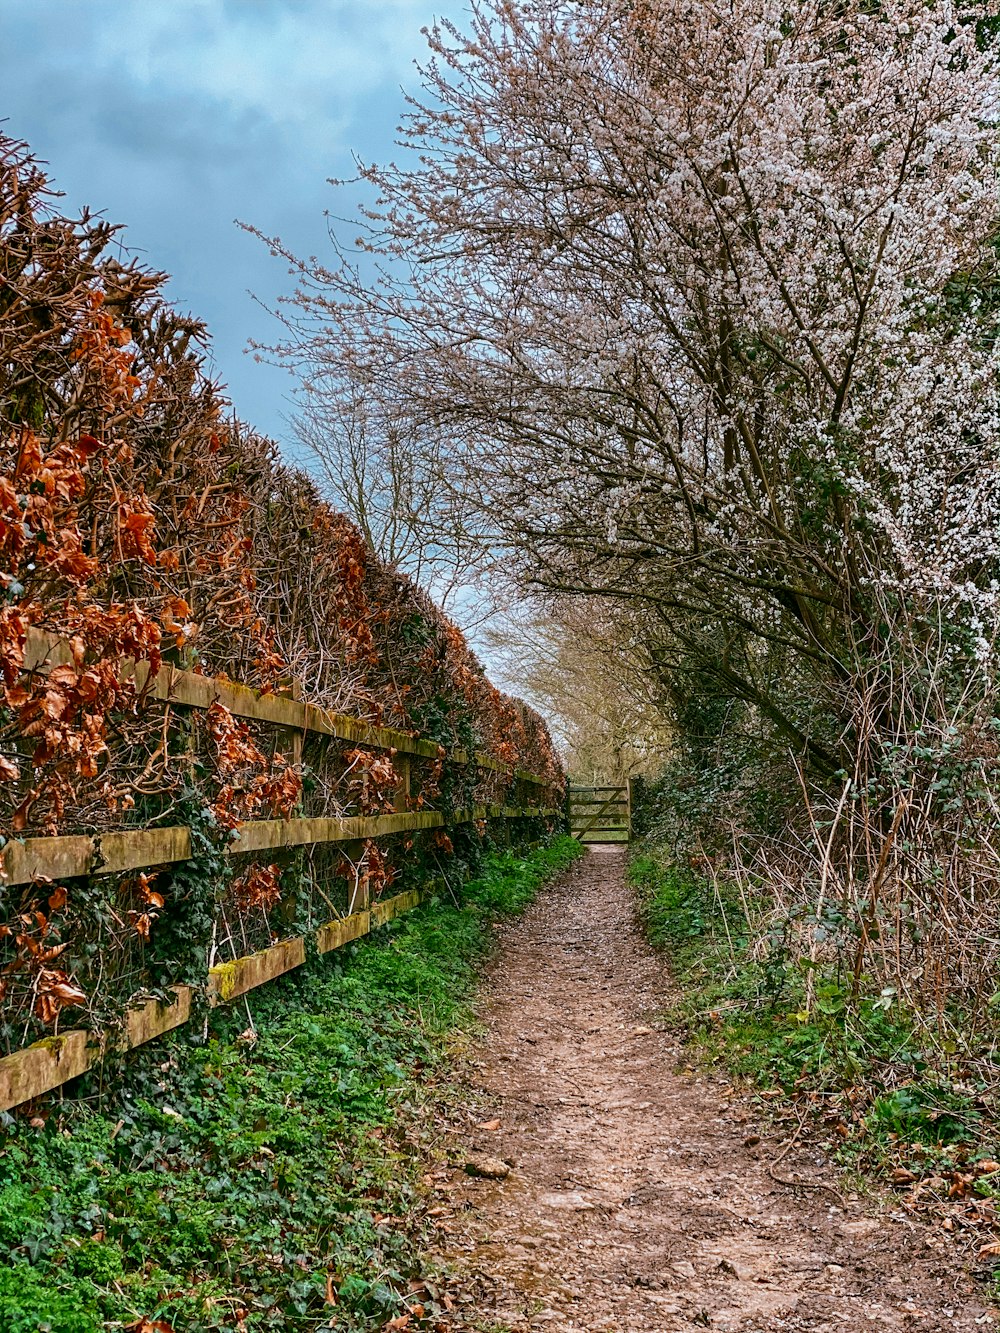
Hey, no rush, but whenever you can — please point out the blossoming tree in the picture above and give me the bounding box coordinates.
[268,2,1000,1019]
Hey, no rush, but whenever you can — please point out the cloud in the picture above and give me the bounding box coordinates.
[0,0,438,444]
[89,1,430,126]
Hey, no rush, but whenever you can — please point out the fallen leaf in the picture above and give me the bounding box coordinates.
[949,1173,975,1199]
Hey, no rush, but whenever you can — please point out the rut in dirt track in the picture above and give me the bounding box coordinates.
[440,846,993,1332]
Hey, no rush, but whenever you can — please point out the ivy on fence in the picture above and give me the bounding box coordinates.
[0,133,565,1108]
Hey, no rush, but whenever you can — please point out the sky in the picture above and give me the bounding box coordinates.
[0,0,438,461]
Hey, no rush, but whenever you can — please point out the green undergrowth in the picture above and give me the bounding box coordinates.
[630,852,1000,1198]
[0,836,584,1333]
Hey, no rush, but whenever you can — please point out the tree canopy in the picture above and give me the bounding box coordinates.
[268,0,1000,777]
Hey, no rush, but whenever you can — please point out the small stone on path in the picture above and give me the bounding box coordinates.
[465,1154,511,1179]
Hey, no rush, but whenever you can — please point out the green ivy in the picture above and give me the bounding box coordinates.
[0,836,583,1333]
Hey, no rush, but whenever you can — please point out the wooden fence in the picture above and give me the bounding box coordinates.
[568,783,631,843]
[0,629,562,1112]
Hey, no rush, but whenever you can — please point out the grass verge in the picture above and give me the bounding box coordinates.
[629,851,1000,1277]
[0,835,584,1333]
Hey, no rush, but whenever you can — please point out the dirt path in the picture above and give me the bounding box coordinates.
[438,847,995,1332]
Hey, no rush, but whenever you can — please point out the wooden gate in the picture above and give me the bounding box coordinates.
[568,783,630,843]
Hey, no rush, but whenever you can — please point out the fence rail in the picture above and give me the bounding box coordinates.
[22,629,540,778]
[0,630,564,1112]
[0,805,559,887]
[0,885,426,1112]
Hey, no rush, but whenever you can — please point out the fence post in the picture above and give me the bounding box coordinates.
[393,752,412,813]
[345,840,367,914]
[276,678,305,928]
[289,678,304,771]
